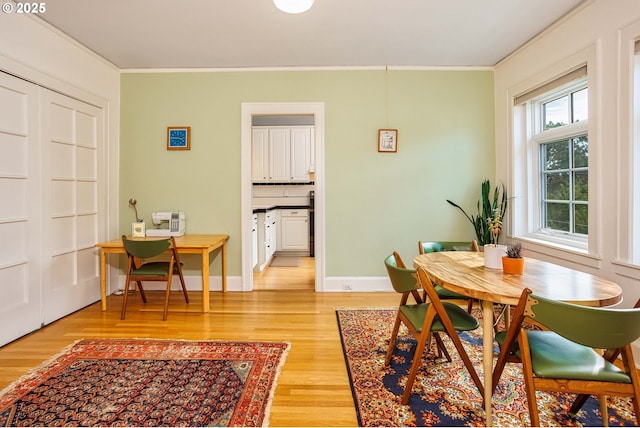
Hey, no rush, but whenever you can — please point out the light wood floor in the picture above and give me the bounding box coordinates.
[0,261,398,427]
[253,255,315,290]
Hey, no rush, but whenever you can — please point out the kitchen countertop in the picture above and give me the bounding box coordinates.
[252,204,309,213]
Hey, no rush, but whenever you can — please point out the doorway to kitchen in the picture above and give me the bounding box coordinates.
[240,102,324,292]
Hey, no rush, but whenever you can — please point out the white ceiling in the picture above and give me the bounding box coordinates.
[37,0,586,69]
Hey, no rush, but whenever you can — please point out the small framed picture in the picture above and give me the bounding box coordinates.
[132,221,146,237]
[378,129,398,153]
[167,126,191,150]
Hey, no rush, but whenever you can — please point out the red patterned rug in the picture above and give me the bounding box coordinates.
[0,338,289,427]
[337,308,637,427]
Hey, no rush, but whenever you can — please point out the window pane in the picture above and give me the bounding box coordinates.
[545,202,570,231]
[572,88,588,123]
[574,170,588,201]
[545,172,570,199]
[574,204,588,234]
[543,140,570,170]
[573,136,588,168]
[543,96,569,130]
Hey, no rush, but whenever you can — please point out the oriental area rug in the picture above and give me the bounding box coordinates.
[337,308,637,427]
[0,338,289,427]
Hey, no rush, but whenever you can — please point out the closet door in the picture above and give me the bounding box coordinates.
[0,73,42,345]
[40,90,103,323]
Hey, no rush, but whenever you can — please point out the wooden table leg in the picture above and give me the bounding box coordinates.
[202,249,210,312]
[482,300,494,425]
[100,249,107,311]
[221,242,227,293]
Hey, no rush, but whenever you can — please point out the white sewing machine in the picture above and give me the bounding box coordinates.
[146,212,186,236]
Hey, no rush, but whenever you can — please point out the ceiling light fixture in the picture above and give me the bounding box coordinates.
[273,0,314,14]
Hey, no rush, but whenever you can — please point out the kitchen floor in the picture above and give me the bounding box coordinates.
[253,256,315,290]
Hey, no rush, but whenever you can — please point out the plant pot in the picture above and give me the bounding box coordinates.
[502,256,525,274]
[484,244,507,269]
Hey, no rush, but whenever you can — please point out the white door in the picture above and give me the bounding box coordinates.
[40,89,103,323]
[0,72,41,345]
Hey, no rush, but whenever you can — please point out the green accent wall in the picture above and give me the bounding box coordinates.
[120,69,494,277]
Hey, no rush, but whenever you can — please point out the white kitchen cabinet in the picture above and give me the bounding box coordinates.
[290,127,312,182]
[251,128,269,183]
[280,208,309,251]
[252,214,258,270]
[254,209,277,272]
[266,210,277,261]
[251,126,313,183]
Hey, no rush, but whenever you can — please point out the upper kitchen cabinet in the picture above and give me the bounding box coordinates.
[251,126,314,183]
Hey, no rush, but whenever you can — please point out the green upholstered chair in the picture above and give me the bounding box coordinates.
[121,235,189,321]
[417,241,479,312]
[492,288,640,426]
[383,253,484,404]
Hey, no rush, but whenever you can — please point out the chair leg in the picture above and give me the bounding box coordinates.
[466,299,473,313]
[598,395,609,427]
[176,266,189,303]
[384,315,403,366]
[519,330,540,427]
[444,330,484,397]
[401,329,431,404]
[121,278,131,320]
[136,281,147,302]
[432,332,451,362]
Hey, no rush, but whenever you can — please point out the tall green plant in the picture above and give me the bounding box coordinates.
[446,180,507,246]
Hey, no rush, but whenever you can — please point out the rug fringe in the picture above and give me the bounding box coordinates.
[0,338,82,400]
[260,341,291,427]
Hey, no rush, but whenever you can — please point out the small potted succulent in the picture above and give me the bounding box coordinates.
[502,241,524,274]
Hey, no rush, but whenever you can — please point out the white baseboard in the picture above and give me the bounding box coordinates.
[322,276,393,292]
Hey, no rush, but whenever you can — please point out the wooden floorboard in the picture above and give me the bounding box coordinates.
[0,258,398,427]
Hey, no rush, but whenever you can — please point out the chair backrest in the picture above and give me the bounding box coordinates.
[526,292,640,350]
[384,252,420,294]
[418,241,478,254]
[122,235,173,259]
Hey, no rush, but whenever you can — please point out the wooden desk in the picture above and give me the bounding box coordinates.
[96,234,229,313]
[414,251,622,425]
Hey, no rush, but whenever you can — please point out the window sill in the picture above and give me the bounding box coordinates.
[515,234,600,270]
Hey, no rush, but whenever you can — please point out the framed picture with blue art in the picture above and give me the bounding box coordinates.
[167,126,191,150]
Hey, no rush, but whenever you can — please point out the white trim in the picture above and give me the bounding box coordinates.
[121,65,493,74]
[241,102,325,292]
[507,45,597,256]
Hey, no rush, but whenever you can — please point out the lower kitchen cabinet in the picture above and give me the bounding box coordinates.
[254,209,277,272]
[280,208,309,251]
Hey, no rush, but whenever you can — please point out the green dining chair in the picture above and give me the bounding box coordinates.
[121,235,189,321]
[492,288,640,426]
[417,240,479,313]
[383,253,484,404]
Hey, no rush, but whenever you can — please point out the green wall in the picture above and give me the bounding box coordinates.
[120,69,495,278]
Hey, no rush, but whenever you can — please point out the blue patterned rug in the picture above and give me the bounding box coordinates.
[337,308,637,427]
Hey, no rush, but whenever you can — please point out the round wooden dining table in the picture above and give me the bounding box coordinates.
[413,251,623,425]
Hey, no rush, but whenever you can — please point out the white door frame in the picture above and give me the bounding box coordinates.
[240,102,325,291]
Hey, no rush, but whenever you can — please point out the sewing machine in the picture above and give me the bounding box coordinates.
[146,212,186,236]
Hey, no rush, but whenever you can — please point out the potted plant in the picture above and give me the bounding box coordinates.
[447,180,508,247]
[502,241,524,274]
[483,208,507,269]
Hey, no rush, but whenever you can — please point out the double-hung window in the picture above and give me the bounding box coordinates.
[515,67,589,249]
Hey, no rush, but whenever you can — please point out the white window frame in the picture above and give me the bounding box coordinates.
[517,78,589,251]
[527,77,591,250]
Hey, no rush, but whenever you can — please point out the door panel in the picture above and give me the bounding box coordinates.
[0,72,41,345]
[41,89,102,324]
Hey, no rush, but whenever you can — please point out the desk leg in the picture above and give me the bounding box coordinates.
[221,242,227,293]
[202,249,210,313]
[100,249,107,311]
[482,300,494,425]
